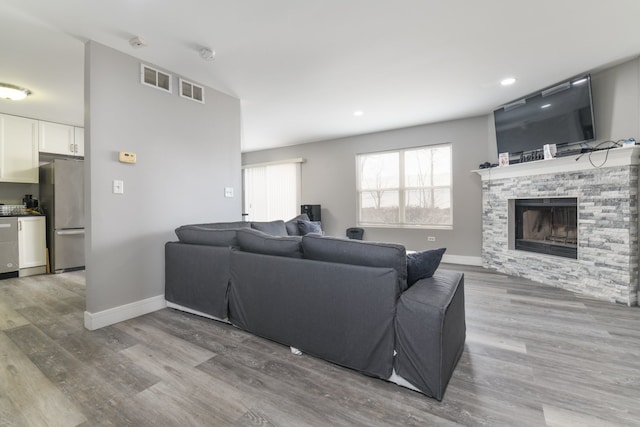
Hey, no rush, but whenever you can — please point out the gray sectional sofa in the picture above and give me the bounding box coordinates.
[165,218,466,400]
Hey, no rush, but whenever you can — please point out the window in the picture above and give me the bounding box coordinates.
[243,159,303,221]
[356,144,452,228]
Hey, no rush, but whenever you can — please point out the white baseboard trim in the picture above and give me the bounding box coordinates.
[442,254,483,266]
[84,295,166,330]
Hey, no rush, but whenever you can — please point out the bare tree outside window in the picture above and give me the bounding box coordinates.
[357,144,452,228]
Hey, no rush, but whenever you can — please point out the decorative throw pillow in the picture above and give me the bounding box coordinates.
[406,248,446,287]
[285,214,310,236]
[297,220,322,236]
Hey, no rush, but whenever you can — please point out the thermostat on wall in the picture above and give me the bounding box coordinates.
[119,151,137,164]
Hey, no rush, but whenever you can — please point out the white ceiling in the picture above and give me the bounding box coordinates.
[2,0,640,152]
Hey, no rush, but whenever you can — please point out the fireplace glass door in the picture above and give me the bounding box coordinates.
[514,198,577,259]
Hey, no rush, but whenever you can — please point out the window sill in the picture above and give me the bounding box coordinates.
[357,223,453,231]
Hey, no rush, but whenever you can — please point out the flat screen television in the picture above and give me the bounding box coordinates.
[493,74,595,157]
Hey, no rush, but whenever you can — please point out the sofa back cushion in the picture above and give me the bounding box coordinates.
[175,226,239,247]
[302,234,408,293]
[188,221,250,230]
[237,228,303,258]
[250,220,288,237]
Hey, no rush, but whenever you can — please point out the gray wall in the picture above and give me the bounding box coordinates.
[243,57,640,261]
[243,116,488,259]
[591,58,640,144]
[85,41,241,313]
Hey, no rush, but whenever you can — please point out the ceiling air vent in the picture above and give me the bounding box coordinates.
[140,64,172,93]
[179,78,205,103]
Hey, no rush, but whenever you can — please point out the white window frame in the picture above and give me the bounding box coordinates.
[242,158,304,222]
[356,144,453,229]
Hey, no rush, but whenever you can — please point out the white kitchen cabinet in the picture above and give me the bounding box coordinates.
[39,121,83,156]
[74,126,84,156]
[0,114,39,183]
[18,216,47,275]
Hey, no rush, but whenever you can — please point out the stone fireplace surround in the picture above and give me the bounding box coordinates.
[476,146,640,306]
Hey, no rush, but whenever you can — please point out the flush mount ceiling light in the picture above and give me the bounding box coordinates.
[353,110,364,117]
[0,83,32,100]
[199,48,216,61]
[500,77,517,86]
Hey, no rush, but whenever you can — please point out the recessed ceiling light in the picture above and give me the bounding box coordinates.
[353,110,364,117]
[0,83,31,101]
[500,77,516,86]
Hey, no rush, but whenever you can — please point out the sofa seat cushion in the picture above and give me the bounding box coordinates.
[406,247,446,287]
[250,220,288,237]
[237,228,303,258]
[302,234,408,293]
[175,225,240,247]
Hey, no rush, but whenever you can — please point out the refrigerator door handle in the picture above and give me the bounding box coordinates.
[56,229,85,236]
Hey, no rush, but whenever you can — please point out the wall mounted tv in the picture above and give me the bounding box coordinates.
[494,74,595,157]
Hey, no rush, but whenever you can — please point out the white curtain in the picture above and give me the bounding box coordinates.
[243,162,301,221]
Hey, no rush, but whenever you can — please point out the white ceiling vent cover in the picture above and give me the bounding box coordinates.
[179,78,205,103]
[140,64,172,93]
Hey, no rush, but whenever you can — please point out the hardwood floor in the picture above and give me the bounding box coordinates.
[1,266,640,426]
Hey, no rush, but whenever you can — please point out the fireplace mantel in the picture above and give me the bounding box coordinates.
[477,145,639,306]
[474,146,640,181]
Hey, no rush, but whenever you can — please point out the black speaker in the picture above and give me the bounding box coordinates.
[301,204,321,222]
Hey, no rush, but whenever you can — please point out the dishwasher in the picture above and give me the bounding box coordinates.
[0,217,19,279]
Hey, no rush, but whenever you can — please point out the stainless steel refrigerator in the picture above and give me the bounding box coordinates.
[39,159,85,272]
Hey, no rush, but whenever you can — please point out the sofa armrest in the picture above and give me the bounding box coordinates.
[394,270,466,400]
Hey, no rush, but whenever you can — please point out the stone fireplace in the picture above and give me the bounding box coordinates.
[476,147,639,306]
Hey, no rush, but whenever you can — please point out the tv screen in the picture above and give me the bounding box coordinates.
[494,74,595,156]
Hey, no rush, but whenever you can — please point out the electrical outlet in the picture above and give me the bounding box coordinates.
[427,236,436,242]
[224,187,234,198]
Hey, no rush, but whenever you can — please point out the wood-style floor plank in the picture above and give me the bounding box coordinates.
[0,332,87,426]
[1,267,640,426]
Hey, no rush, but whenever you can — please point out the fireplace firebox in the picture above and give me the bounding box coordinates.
[514,198,578,259]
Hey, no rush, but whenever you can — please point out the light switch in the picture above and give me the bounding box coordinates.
[113,179,124,194]
[224,187,234,198]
